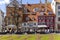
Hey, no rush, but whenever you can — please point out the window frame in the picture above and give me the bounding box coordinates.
[33,7,40,12]
[58,17,60,21]
[58,11,60,15]
[58,6,60,9]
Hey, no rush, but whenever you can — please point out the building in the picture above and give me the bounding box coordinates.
[0,10,4,32]
[22,3,55,32]
[5,0,23,27]
[51,0,60,31]
[37,3,55,31]
[4,0,55,33]
[4,0,23,32]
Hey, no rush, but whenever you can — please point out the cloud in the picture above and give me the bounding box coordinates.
[0,0,10,5]
[4,0,10,4]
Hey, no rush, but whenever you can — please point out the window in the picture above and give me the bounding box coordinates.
[41,8,45,12]
[32,17,35,20]
[58,17,60,21]
[34,23,36,25]
[40,12,44,15]
[46,20,49,22]
[50,25,53,27]
[38,17,44,20]
[51,17,53,19]
[19,18,21,21]
[15,13,18,16]
[24,23,26,26]
[48,17,53,19]
[58,11,60,15]
[8,18,10,20]
[28,23,33,27]
[58,6,60,9]
[33,8,39,12]
[39,20,41,22]
[47,22,49,25]
[8,22,11,25]
[50,20,53,22]
[49,22,53,25]
[26,17,29,21]
[24,8,30,13]
[52,3,54,5]
[12,22,14,25]
[48,11,52,15]
[58,24,60,29]
[10,13,13,16]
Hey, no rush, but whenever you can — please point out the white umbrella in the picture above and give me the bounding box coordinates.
[38,25,47,28]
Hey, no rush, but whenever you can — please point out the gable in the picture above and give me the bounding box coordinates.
[7,0,20,7]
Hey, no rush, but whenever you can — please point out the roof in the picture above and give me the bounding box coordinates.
[24,3,55,15]
[55,0,60,2]
[22,3,55,22]
[7,0,22,7]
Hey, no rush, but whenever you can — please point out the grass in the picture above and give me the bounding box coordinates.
[0,34,60,40]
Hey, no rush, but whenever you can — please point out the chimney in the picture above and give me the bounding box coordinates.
[45,0,47,3]
[45,0,47,12]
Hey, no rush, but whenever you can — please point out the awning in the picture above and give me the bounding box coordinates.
[38,25,47,28]
[6,25,17,28]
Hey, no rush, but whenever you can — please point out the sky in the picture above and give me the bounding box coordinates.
[0,0,52,16]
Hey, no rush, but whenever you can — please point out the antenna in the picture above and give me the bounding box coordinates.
[40,0,41,4]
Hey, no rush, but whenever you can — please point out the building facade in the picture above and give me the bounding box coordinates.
[51,0,60,31]
[22,3,55,32]
[5,0,23,27]
[4,0,55,32]
[0,10,4,32]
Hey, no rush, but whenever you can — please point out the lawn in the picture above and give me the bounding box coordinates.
[0,34,60,40]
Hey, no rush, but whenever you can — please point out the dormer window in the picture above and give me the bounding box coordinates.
[41,8,45,12]
[40,12,44,15]
[24,8,27,13]
[48,11,52,15]
[33,7,39,12]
